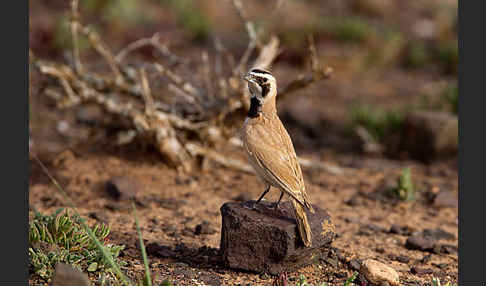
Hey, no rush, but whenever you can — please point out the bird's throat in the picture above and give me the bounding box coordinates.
[247,97,262,118]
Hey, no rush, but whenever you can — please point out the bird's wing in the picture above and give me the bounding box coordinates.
[244,117,307,206]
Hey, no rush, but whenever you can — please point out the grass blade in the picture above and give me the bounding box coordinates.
[32,153,133,286]
[132,201,152,286]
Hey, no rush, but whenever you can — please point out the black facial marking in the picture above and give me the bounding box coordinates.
[251,68,272,75]
[261,84,270,97]
[247,97,262,118]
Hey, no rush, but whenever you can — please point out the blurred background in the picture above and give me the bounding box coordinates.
[29,0,458,162]
[28,1,459,284]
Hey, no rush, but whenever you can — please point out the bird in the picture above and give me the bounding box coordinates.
[240,68,315,247]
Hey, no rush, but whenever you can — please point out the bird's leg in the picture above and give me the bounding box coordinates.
[274,192,284,210]
[253,185,270,209]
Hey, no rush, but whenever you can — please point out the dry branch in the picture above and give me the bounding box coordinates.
[115,33,185,66]
[70,0,83,74]
[32,0,340,176]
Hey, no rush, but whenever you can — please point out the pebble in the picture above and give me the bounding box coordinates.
[195,220,217,235]
[51,263,91,286]
[106,176,140,200]
[405,235,436,251]
[360,259,400,286]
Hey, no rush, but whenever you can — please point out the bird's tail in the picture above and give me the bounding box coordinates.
[291,198,312,247]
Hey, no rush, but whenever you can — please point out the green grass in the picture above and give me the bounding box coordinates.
[31,154,164,286]
[432,277,457,286]
[434,42,458,74]
[163,0,211,41]
[403,41,430,69]
[350,105,405,143]
[332,18,372,43]
[295,272,358,286]
[29,208,125,280]
[443,82,458,114]
[389,167,415,201]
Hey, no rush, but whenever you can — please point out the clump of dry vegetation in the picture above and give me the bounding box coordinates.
[30,0,334,174]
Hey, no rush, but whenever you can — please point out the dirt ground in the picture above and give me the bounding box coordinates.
[29,120,458,286]
[29,1,458,285]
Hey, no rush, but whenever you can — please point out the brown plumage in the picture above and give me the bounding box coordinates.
[241,68,315,247]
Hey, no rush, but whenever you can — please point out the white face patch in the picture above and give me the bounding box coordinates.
[248,81,262,98]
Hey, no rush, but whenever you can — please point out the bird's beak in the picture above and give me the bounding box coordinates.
[243,74,253,83]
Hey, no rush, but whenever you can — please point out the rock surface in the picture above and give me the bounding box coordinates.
[360,259,400,286]
[106,176,140,200]
[220,200,335,275]
[51,263,91,286]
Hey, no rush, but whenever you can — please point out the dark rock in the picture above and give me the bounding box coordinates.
[422,228,455,241]
[433,191,458,208]
[400,111,458,161]
[396,255,410,263]
[440,244,458,254]
[358,224,386,236]
[406,235,436,251]
[195,221,217,235]
[420,254,432,264]
[51,263,91,286]
[335,271,348,278]
[375,247,385,254]
[389,224,415,236]
[323,257,338,268]
[411,267,433,275]
[146,243,176,258]
[349,258,362,271]
[198,274,222,286]
[434,263,449,269]
[106,176,140,200]
[345,196,360,206]
[220,201,335,275]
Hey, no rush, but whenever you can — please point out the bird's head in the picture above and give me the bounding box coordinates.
[243,68,277,104]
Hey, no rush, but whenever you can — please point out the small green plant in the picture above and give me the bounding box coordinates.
[295,272,357,286]
[434,42,458,74]
[350,105,404,143]
[333,18,372,43]
[403,41,430,69]
[29,208,125,280]
[443,82,458,114]
[343,272,358,286]
[389,167,415,201]
[164,0,211,41]
[432,277,456,286]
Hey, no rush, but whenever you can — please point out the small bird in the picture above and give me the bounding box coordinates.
[241,68,315,247]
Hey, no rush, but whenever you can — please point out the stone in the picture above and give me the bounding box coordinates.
[400,111,458,161]
[422,228,455,241]
[195,220,217,235]
[106,176,140,200]
[360,259,400,286]
[405,235,436,252]
[220,201,335,275]
[51,263,91,286]
[433,191,458,208]
[411,266,433,275]
[146,242,176,258]
[389,224,415,236]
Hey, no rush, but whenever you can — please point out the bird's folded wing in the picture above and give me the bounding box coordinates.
[244,123,306,206]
